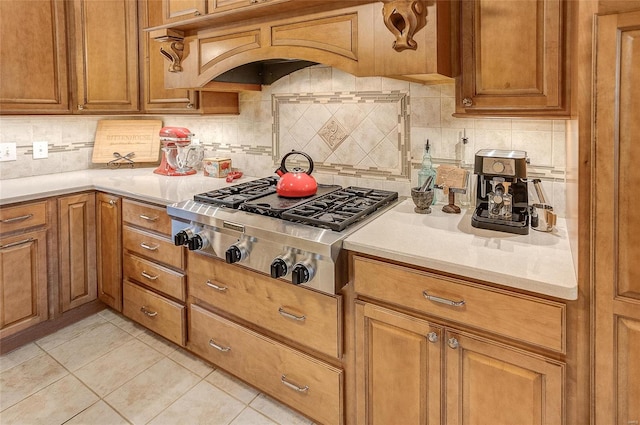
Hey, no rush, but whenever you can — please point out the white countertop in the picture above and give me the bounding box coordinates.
[344,199,578,300]
[0,168,255,206]
[1,169,577,300]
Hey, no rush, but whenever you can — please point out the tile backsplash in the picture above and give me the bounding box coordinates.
[0,65,567,215]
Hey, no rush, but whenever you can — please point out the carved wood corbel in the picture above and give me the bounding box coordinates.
[150,29,186,73]
[381,0,428,52]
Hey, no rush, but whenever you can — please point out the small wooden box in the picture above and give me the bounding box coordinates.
[203,157,232,177]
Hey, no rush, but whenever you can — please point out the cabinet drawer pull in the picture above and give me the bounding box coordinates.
[208,338,231,352]
[140,306,158,317]
[278,307,306,322]
[1,214,33,223]
[0,237,34,249]
[140,242,159,251]
[141,271,159,280]
[139,214,158,222]
[206,280,227,292]
[423,291,465,307]
[281,375,309,393]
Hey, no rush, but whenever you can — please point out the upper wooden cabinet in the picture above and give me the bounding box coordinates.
[71,0,140,113]
[456,0,570,117]
[0,0,71,114]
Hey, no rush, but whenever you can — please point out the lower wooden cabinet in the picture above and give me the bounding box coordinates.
[355,302,565,425]
[96,193,123,311]
[0,229,49,339]
[189,303,343,425]
[58,193,97,312]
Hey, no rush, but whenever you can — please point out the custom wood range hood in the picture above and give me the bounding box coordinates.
[147,0,459,90]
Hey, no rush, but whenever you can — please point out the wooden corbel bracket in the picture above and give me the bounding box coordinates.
[150,29,185,73]
[381,0,428,52]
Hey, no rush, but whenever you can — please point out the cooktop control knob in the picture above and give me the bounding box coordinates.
[225,240,250,264]
[174,228,195,246]
[291,258,315,285]
[188,232,209,251]
[270,251,295,279]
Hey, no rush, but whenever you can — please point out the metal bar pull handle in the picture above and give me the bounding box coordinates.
[281,375,309,393]
[423,291,465,307]
[140,306,158,317]
[278,307,306,322]
[1,214,33,223]
[0,237,34,250]
[206,280,228,292]
[140,242,159,251]
[141,271,159,280]
[208,339,231,352]
[139,214,158,222]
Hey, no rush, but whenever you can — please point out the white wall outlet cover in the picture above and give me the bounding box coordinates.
[33,141,48,159]
[0,142,17,162]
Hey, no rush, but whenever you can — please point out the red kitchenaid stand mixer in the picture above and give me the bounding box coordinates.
[154,126,197,176]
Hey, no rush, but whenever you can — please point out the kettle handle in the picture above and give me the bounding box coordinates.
[279,151,314,175]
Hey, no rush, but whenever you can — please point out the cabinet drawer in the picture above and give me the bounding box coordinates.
[0,202,47,234]
[353,256,566,352]
[188,252,341,358]
[122,199,172,236]
[189,304,343,425]
[124,253,186,301]
[123,226,184,270]
[123,280,186,346]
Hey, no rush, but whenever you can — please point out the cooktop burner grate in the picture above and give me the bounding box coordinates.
[281,187,398,231]
[193,176,279,208]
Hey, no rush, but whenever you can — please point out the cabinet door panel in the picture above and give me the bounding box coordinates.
[58,194,97,312]
[355,302,442,425]
[0,230,48,338]
[96,193,122,311]
[72,0,139,112]
[445,330,564,425]
[617,317,640,424]
[0,0,70,113]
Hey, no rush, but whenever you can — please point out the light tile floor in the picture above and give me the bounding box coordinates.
[0,309,316,425]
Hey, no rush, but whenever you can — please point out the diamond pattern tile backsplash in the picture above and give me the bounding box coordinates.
[0,65,569,215]
[273,91,409,179]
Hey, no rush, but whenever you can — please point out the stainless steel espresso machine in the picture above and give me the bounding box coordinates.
[471,149,529,234]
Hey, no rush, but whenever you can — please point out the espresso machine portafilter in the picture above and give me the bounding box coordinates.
[471,149,530,234]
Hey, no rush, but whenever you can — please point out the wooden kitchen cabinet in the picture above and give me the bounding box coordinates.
[70,0,139,113]
[96,193,122,311]
[594,9,640,425]
[121,199,187,345]
[0,0,71,114]
[0,202,50,339]
[58,193,97,312]
[353,255,567,424]
[456,0,570,117]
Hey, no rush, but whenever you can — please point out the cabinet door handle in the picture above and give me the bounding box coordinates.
[208,338,231,352]
[206,280,227,292]
[423,291,465,307]
[0,237,34,250]
[462,97,473,107]
[278,307,306,322]
[140,306,158,317]
[141,271,159,280]
[427,331,439,343]
[139,214,158,222]
[140,242,159,251]
[448,337,459,349]
[1,214,33,223]
[281,375,309,393]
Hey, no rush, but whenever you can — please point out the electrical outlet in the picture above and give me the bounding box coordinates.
[0,142,17,162]
[33,141,48,159]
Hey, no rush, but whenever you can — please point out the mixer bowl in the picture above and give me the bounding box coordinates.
[411,187,435,214]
